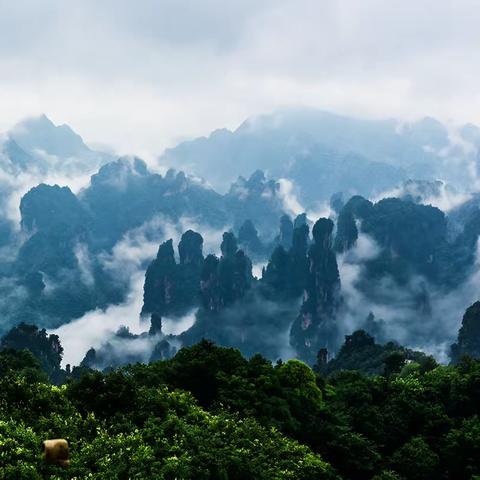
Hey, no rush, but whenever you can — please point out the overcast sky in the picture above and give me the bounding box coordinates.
[0,0,479,157]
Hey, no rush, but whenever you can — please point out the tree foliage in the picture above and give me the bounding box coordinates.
[2,338,480,478]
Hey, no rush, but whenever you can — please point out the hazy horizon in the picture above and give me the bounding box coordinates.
[2,0,480,157]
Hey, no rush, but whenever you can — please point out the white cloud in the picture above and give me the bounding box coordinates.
[74,243,95,287]
[277,177,334,223]
[337,229,480,363]
[277,178,304,217]
[252,261,267,279]
[0,145,93,228]
[162,309,197,336]
[51,272,145,366]
[0,1,480,156]
[374,180,471,213]
[52,213,229,365]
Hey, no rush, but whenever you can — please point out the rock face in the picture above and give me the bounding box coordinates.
[178,230,204,267]
[293,213,307,229]
[142,231,205,319]
[261,245,289,295]
[224,170,286,239]
[451,302,480,363]
[334,207,358,253]
[291,218,341,363]
[333,194,472,285]
[20,184,88,233]
[142,240,178,318]
[362,198,447,280]
[14,183,116,327]
[200,232,252,312]
[262,222,309,299]
[334,195,373,254]
[177,230,205,314]
[3,157,288,333]
[289,224,310,296]
[80,158,228,251]
[278,215,294,250]
[143,230,253,319]
[237,220,263,258]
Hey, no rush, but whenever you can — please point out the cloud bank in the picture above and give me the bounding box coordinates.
[1,1,480,156]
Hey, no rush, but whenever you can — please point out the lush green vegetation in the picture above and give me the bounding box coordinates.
[0,346,334,479]
[1,339,480,479]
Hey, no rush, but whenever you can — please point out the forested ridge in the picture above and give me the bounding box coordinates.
[1,337,480,479]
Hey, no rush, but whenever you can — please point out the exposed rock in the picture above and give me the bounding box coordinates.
[291,218,341,363]
[451,301,480,363]
[142,232,204,318]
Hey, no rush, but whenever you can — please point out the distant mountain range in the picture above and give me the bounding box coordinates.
[3,109,479,207]
[4,114,113,174]
[0,109,480,367]
[162,108,480,208]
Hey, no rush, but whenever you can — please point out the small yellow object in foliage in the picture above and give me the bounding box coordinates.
[42,438,70,467]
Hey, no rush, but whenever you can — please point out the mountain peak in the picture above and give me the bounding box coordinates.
[9,114,91,159]
[38,113,54,125]
[14,113,56,131]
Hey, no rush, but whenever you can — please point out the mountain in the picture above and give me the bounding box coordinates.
[82,191,480,368]
[450,301,480,363]
[0,111,480,369]
[7,114,113,174]
[161,109,480,208]
[11,114,90,158]
[0,157,291,334]
[76,187,480,368]
[0,115,115,249]
[0,137,35,173]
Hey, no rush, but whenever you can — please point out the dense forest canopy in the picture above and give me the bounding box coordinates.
[1,337,480,479]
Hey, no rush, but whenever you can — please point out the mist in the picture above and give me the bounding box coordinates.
[337,228,480,363]
[51,272,145,366]
[162,309,197,336]
[52,213,229,366]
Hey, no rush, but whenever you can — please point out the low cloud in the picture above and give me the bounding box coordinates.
[51,272,145,366]
[337,229,480,363]
[162,309,198,336]
[278,177,334,223]
[53,214,229,366]
[374,180,471,213]
[3,1,480,158]
[278,178,304,217]
[74,243,95,287]
[251,261,267,279]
